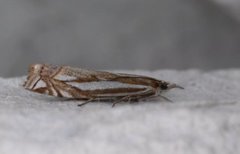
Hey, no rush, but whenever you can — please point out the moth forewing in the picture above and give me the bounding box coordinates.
[24,64,183,106]
[66,81,147,91]
[51,78,153,100]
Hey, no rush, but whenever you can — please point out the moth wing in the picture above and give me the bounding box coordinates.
[54,67,118,82]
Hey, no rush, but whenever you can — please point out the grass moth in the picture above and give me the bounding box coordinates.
[24,64,183,107]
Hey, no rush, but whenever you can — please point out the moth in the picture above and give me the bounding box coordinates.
[24,64,183,107]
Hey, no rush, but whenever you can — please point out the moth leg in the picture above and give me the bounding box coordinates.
[112,95,143,107]
[77,98,94,107]
[112,88,156,107]
[31,78,42,90]
[31,79,53,95]
[32,87,48,94]
[29,78,61,97]
[44,79,63,97]
[139,94,173,102]
[43,80,54,96]
[112,96,131,107]
[159,95,173,102]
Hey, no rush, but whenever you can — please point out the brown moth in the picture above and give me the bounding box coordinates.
[23,64,183,107]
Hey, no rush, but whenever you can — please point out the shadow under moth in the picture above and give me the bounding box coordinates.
[24,64,183,107]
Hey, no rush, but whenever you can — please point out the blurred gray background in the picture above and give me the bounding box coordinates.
[1,0,240,77]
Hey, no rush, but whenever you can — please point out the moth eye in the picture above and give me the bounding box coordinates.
[160,83,168,90]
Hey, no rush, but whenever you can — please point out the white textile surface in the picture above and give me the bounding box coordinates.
[0,70,240,154]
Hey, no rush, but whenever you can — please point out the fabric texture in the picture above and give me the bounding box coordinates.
[0,70,239,154]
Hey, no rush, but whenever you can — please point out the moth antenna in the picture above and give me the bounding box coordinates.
[175,84,184,89]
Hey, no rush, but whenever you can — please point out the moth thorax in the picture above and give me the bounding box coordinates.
[41,64,60,77]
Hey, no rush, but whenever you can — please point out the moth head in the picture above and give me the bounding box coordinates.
[159,81,184,91]
[23,64,44,89]
[24,64,61,89]
[30,64,44,74]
